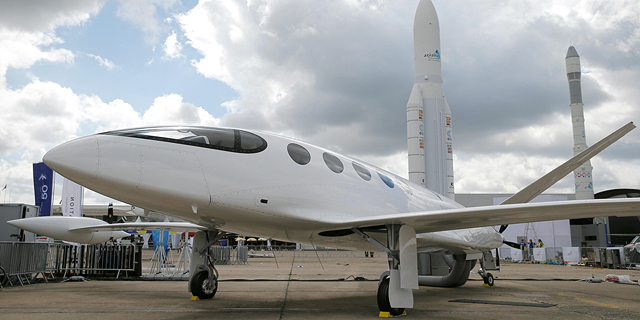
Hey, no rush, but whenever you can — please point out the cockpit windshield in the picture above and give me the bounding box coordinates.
[101,126,267,153]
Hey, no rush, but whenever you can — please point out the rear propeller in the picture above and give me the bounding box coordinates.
[494,225,521,269]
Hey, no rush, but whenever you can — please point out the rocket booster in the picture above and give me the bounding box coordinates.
[407,0,454,200]
[566,46,594,199]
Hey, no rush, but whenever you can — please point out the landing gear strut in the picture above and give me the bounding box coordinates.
[189,230,222,299]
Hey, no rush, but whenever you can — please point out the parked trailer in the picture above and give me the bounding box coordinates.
[0,204,39,242]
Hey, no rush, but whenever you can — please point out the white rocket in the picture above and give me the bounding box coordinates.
[407,0,454,200]
[565,46,594,200]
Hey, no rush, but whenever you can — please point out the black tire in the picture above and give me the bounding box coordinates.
[190,271,217,299]
[0,266,7,287]
[484,273,495,286]
[376,276,405,316]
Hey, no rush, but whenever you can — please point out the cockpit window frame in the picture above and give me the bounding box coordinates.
[100,126,268,154]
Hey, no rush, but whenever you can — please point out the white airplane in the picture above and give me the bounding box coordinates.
[9,121,640,315]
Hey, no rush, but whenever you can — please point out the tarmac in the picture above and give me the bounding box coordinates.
[1,250,640,319]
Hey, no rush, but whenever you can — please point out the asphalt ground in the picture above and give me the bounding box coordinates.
[1,250,639,319]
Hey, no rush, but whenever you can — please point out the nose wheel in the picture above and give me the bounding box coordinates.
[190,270,218,299]
[189,230,222,300]
[482,272,495,286]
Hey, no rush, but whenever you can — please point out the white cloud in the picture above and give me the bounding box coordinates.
[454,153,573,194]
[115,0,181,43]
[0,0,104,32]
[142,94,220,126]
[162,31,184,60]
[0,30,74,86]
[86,53,117,70]
[0,81,85,156]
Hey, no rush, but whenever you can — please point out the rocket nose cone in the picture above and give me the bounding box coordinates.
[415,0,439,24]
[413,0,442,79]
[566,46,579,58]
[44,136,99,185]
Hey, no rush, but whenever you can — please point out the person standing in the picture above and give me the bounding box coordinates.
[528,240,535,260]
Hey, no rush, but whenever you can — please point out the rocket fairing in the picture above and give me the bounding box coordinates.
[407,0,454,200]
[565,46,594,200]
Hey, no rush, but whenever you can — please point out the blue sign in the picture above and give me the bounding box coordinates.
[33,162,53,216]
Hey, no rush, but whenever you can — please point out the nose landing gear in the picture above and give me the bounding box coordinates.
[353,225,416,317]
[189,230,222,300]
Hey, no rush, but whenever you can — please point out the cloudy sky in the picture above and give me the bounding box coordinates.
[0,0,639,206]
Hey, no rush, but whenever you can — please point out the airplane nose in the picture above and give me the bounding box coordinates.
[43,136,99,185]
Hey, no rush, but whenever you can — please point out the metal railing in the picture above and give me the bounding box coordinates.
[211,246,248,265]
[0,241,49,286]
[244,245,297,251]
[47,243,141,278]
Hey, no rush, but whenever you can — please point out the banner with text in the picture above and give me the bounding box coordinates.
[61,178,83,217]
[33,162,53,216]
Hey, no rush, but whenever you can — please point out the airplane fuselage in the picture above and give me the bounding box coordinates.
[44,126,503,253]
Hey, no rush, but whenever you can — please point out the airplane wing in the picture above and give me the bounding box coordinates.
[320,198,640,235]
[69,221,208,232]
[7,216,208,244]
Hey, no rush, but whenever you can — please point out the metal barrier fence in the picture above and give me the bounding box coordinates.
[244,245,297,251]
[0,241,49,286]
[47,243,141,278]
[212,246,248,265]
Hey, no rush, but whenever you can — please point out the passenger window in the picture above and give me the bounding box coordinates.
[287,143,311,165]
[378,171,394,188]
[323,152,344,173]
[352,162,371,181]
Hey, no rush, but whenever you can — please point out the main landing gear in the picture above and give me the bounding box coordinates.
[353,225,414,317]
[377,274,406,316]
[189,230,221,300]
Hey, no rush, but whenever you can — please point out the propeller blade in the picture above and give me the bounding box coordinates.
[503,240,520,249]
[499,224,508,233]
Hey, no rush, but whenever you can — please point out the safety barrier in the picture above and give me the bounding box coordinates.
[0,241,49,286]
[47,243,141,278]
[211,246,248,265]
[245,245,297,251]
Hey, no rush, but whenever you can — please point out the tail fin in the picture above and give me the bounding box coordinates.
[501,122,635,205]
